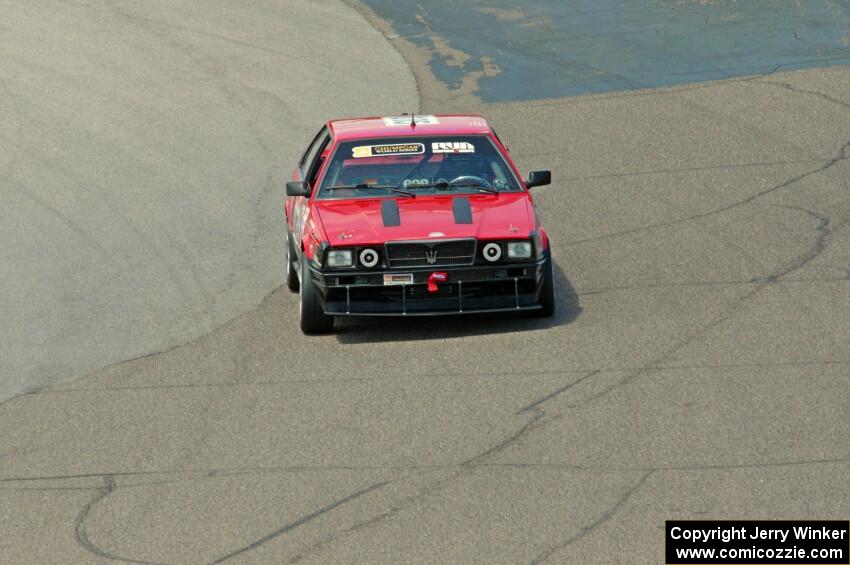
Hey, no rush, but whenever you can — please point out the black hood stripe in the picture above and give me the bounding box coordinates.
[452,196,473,224]
[381,199,401,227]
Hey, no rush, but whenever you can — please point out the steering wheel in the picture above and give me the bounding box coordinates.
[449,175,492,188]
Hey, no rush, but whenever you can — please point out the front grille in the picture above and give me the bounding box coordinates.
[385,239,476,268]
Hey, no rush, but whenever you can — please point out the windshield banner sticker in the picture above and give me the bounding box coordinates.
[432,141,475,153]
[352,143,425,158]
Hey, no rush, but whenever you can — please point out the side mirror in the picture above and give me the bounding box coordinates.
[526,170,551,189]
[286,181,309,197]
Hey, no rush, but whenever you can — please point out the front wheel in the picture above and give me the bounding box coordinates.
[299,257,334,334]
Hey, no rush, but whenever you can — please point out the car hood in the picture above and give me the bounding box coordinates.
[313,193,535,245]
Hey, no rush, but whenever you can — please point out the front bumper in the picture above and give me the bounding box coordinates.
[308,254,548,316]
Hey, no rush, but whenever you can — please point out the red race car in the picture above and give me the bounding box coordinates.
[284,114,554,333]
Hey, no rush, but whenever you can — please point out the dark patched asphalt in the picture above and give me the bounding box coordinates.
[362,0,850,101]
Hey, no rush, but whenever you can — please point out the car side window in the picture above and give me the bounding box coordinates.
[299,126,328,178]
[304,133,332,189]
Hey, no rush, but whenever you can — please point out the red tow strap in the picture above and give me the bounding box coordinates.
[427,272,448,293]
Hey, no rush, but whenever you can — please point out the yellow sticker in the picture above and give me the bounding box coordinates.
[352,143,424,158]
[352,146,373,158]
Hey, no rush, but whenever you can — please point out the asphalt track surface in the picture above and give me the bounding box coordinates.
[0,0,417,403]
[1,1,849,564]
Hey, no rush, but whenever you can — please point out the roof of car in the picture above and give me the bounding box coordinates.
[328,114,491,141]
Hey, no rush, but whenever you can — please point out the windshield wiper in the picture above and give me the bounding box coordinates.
[446,181,498,194]
[325,183,415,198]
[403,181,499,195]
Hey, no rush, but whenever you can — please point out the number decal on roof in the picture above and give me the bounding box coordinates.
[382,115,439,126]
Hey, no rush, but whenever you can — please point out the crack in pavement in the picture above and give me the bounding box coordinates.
[499,199,845,443]
[2,453,847,489]
[567,286,765,405]
[478,455,850,473]
[523,218,845,460]
[558,136,849,247]
[260,395,568,561]
[544,74,850,249]
[792,31,850,59]
[16,347,850,399]
[511,157,829,178]
[3,359,846,405]
[515,370,602,416]
[207,479,392,564]
[4,351,846,396]
[3,26,847,557]
[2,446,849,486]
[751,204,836,283]
[11,452,849,564]
[579,276,850,295]
[266,370,652,561]
[488,60,850,110]
[753,76,850,111]
[456,372,605,469]
[529,470,655,565]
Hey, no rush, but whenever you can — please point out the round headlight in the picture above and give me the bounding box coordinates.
[359,248,379,268]
[482,242,502,262]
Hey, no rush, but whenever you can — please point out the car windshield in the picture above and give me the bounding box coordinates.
[317,135,521,199]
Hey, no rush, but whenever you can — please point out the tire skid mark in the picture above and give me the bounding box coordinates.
[108,3,277,157]
[74,475,169,565]
[5,175,122,269]
[0,74,25,176]
[98,3,279,325]
[161,228,219,323]
[14,147,210,328]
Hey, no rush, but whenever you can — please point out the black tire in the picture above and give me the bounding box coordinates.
[284,229,299,292]
[299,257,334,334]
[531,252,556,317]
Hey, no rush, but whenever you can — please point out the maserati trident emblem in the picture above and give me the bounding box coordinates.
[425,249,438,264]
